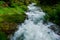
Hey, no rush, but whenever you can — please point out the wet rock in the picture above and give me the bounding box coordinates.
[49,25,60,35]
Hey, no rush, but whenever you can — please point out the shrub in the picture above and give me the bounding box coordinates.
[32,0,60,6]
[54,5,60,25]
[44,4,60,26]
[0,0,31,7]
[0,1,5,7]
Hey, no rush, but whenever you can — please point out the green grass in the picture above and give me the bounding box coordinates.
[0,5,27,22]
[0,5,27,14]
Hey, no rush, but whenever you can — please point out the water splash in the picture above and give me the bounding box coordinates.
[11,3,60,40]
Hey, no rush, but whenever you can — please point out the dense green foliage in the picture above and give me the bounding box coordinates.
[0,0,28,40]
[40,3,60,26]
[33,0,60,5]
[39,0,60,5]
[0,0,31,7]
[0,5,27,23]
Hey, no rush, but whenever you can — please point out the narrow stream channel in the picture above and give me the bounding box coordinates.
[11,3,60,40]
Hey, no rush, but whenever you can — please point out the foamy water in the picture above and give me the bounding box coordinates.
[11,3,60,40]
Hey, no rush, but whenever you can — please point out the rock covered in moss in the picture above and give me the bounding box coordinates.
[0,13,27,34]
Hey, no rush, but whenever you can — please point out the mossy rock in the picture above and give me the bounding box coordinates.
[0,13,27,35]
[0,22,17,35]
[0,6,27,35]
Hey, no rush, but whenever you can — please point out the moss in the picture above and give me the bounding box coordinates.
[0,22,17,35]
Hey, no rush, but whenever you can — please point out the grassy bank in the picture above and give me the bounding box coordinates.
[0,0,29,40]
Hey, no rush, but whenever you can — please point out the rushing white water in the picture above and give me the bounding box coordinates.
[11,3,60,40]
